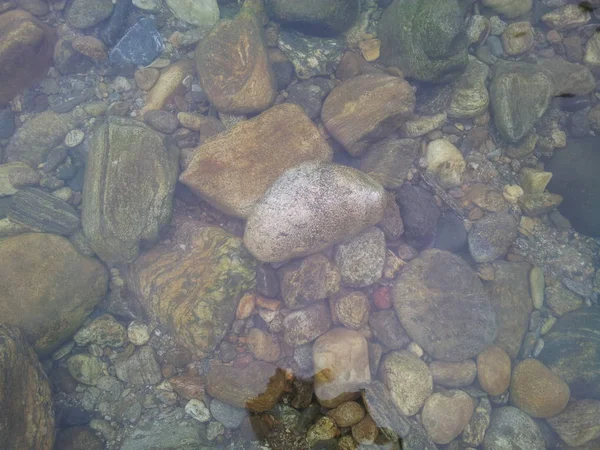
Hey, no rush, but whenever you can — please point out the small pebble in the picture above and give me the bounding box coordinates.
[185,399,211,422]
[64,129,85,148]
[407,342,424,358]
[127,321,150,346]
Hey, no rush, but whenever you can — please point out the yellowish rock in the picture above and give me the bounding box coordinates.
[140,60,195,115]
[477,345,511,396]
[359,38,381,61]
[502,184,524,203]
[426,139,465,188]
[520,168,553,194]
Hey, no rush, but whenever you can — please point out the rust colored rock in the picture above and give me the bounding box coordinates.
[72,35,107,60]
[0,9,56,105]
[169,376,206,401]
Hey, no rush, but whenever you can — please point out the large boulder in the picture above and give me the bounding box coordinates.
[378,0,468,83]
[547,137,600,236]
[483,262,533,359]
[0,233,108,355]
[490,62,555,143]
[179,103,332,218]
[0,324,55,450]
[195,10,276,114]
[266,0,358,35]
[538,307,600,399]
[321,73,415,156]
[82,117,179,265]
[391,249,497,361]
[244,161,385,262]
[0,10,56,105]
[126,218,256,358]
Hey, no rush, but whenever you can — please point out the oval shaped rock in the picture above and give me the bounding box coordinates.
[266,0,358,35]
[244,161,385,262]
[321,73,415,156]
[392,249,497,361]
[422,390,474,444]
[547,399,600,447]
[476,345,511,396]
[283,301,332,347]
[429,360,477,388]
[334,227,385,288]
[483,406,545,450]
[468,212,517,263]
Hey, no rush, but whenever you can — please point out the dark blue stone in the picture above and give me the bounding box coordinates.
[0,108,15,139]
[100,0,131,47]
[109,17,164,66]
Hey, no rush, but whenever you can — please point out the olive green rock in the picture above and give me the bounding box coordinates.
[378,0,469,83]
[266,0,358,35]
[538,307,600,399]
[126,217,256,358]
[66,354,107,386]
[0,233,108,355]
[82,117,179,265]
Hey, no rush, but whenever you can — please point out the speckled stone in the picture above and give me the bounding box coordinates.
[283,301,332,347]
[332,291,370,330]
[278,30,344,79]
[422,390,474,444]
[483,406,545,450]
[334,227,385,288]
[114,346,162,385]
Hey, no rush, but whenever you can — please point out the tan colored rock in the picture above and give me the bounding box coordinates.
[206,360,287,412]
[510,358,570,418]
[0,233,108,355]
[482,0,532,19]
[72,35,107,61]
[0,324,55,450]
[359,38,381,62]
[180,103,332,218]
[547,399,600,447]
[0,9,56,105]
[502,22,534,56]
[140,60,195,115]
[331,291,370,330]
[426,139,465,188]
[327,401,366,427]
[542,4,590,31]
[477,345,511,396]
[246,328,281,362]
[351,414,379,445]
[135,67,160,90]
[429,360,477,388]
[322,73,415,156]
[195,10,276,114]
[313,328,371,408]
[422,390,475,444]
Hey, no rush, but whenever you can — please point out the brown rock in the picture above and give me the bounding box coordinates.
[327,401,366,427]
[135,67,160,90]
[422,390,475,445]
[429,360,477,388]
[476,345,511,396]
[322,73,415,156]
[313,328,371,408]
[510,358,570,418]
[547,399,600,447]
[206,359,287,412]
[195,10,276,114]
[246,328,281,362]
[0,324,55,450]
[331,291,370,330]
[236,293,256,320]
[351,414,379,445]
[180,103,332,218]
[140,60,195,115]
[168,375,205,401]
[0,9,56,105]
[72,35,107,61]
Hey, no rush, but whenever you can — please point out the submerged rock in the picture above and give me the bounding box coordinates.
[244,161,385,263]
[334,227,385,288]
[468,212,517,263]
[359,138,419,189]
[82,117,179,265]
[165,0,219,28]
[395,184,440,249]
[378,0,468,83]
[547,399,600,447]
[278,30,344,79]
[483,406,545,450]
[0,324,55,450]
[109,17,164,66]
[65,0,113,28]
[0,233,108,355]
[126,218,256,358]
[392,249,497,361]
[266,0,358,35]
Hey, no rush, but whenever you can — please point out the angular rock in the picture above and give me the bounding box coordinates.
[266,0,358,35]
[196,11,275,114]
[422,390,474,445]
[395,184,440,249]
[313,328,371,407]
[331,291,369,330]
[0,10,56,105]
[82,117,179,264]
[368,310,411,350]
[165,0,219,28]
[379,0,468,83]
[392,249,497,361]
[0,162,34,196]
[126,219,256,358]
[278,30,344,79]
[359,138,419,189]
[546,283,584,316]
[4,111,75,167]
[73,314,127,348]
[0,233,108,355]
[537,57,596,96]
[321,73,415,156]
[0,324,55,450]
[283,301,332,347]
[490,62,555,143]
[542,4,590,31]
[8,187,79,235]
[484,261,533,359]
[114,346,162,385]
[361,381,412,439]
[448,56,490,119]
[244,161,385,262]
[461,397,491,447]
[547,399,600,447]
[67,354,107,386]
[285,77,334,119]
[334,227,385,288]
[109,17,164,66]
[538,308,600,399]
[247,328,281,362]
[468,212,517,263]
[518,192,563,217]
[483,406,545,450]
[65,0,113,28]
[206,360,287,412]
[210,399,247,429]
[180,104,332,218]
[380,350,433,416]
[278,253,340,309]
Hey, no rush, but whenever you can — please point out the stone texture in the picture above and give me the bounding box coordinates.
[546,283,584,316]
[547,399,600,447]
[140,61,195,114]
[510,358,570,418]
[484,262,533,359]
[476,345,511,396]
[426,139,465,188]
[114,346,162,385]
[266,0,358,35]
[195,10,276,114]
[482,0,532,19]
[165,0,219,28]
[429,360,477,388]
[461,397,491,447]
[0,324,55,450]
[180,104,332,218]
[448,56,490,119]
[0,233,108,355]
[468,212,517,263]
[0,10,56,105]
[278,30,344,79]
[313,328,371,407]
[537,57,596,96]
[244,161,385,262]
[331,291,369,330]
[65,0,113,28]
[334,227,385,288]
[67,354,107,386]
[321,73,415,156]
[392,249,497,361]
[327,401,365,428]
[380,350,433,416]
[82,117,179,265]
[378,0,468,83]
[206,360,287,412]
[502,22,534,56]
[283,301,332,347]
[247,328,281,362]
[422,390,474,445]
[395,184,440,249]
[126,218,256,358]
[73,315,127,348]
[278,253,340,309]
[483,406,545,450]
[359,138,419,189]
[368,310,411,349]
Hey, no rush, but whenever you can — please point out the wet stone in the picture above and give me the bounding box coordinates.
[73,314,127,348]
[429,360,477,388]
[210,399,247,429]
[334,227,385,288]
[434,211,467,253]
[109,17,164,66]
[546,283,584,316]
[422,390,474,445]
[461,397,491,447]
[55,427,103,450]
[0,108,15,138]
[368,310,411,349]
[67,354,107,386]
[278,30,344,79]
[283,301,332,347]
[114,346,162,385]
[396,184,440,249]
[483,406,545,450]
[468,212,517,263]
[144,110,179,134]
[286,78,334,120]
[359,138,419,189]
[547,399,600,447]
[477,345,511,396]
[256,264,279,298]
[327,401,365,428]
[332,291,369,330]
[65,0,113,28]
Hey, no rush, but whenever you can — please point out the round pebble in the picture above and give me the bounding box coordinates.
[477,345,511,396]
[127,321,150,346]
[327,401,366,427]
[64,129,85,148]
[210,399,247,429]
[185,399,211,422]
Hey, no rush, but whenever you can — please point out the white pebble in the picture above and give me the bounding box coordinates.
[127,321,150,346]
[113,76,132,93]
[64,129,85,148]
[407,342,424,358]
[185,399,211,422]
